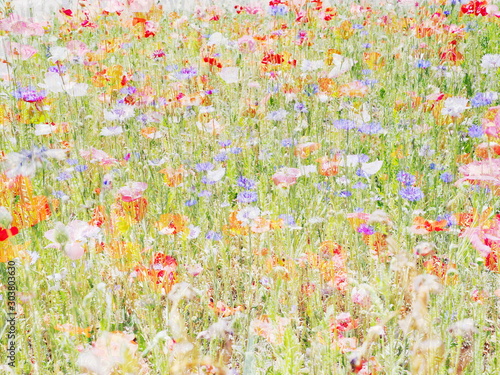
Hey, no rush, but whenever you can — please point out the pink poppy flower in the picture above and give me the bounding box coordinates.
[118,182,148,202]
[80,148,118,165]
[455,158,500,195]
[67,40,90,57]
[5,41,37,60]
[44,220,100,260]
[0,14,45,36]
[272,167,302,187]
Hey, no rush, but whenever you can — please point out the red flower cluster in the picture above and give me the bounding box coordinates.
[460,1,488,16]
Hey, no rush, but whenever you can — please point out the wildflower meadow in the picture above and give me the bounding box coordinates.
[1,0,500,373]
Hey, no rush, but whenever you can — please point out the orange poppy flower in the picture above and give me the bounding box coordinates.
[156,213,189,235]
[209,300,245,317]
[120,197,148,222]
[339,81,368,98]
[363,51,385,70]
[475,142,500,159]
[294,142,321,159]
[424,255,458,284]
[410,216,448,234]
[159,166,185,187]
[316,156,340,176]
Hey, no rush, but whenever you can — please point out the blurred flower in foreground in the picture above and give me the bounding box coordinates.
[2,146,67,178]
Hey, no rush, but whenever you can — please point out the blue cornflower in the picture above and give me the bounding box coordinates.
[440,172,454,183]
[206,231,223,241]
[471,92,496,108]
[468,125,484,138]
[56,171,72,181]
[219,140,232,147]
[352,182,368,189]
[214,153,228,162]
[75,165,88,172]
[120,86,137,95]
[266,109,288,121]
[165,64,179,72]
[397,171,416,186]
[415,59,431,69]
[337,190,352,198]
[333,119,357,130]
[294,102,308,113]
[185,199,197,206]
[195,162,214,172]
[278,214,296,226]
[237,191,258,203]
[281,138,294,147]
[356,169,369,178]
[66,158,78,165]
[237,176,256,190]
[358,122,383,134]
[198,190,213,198]
[175,67,198,80]
[304,84,319,96]
[53,190,69,199]
[230,147,243,154]
[48,65,67,74]
[399,187,424,201]
[268,4,289,16]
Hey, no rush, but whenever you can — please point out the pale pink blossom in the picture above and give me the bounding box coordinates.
[272,167,302,187]
[4,41,37,60]
[118,182,148,202]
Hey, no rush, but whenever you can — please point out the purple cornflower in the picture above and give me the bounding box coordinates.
[175,67,198,80]
[56,171,72,181]
[266,109,288,121]
[237,191,258,203]
[337,190,352,198]
[219,140,232,147]
[13,86,46,102]
[399,187,424,201]
[198,190,213,198]
[468,125,484,138]
[230,147,242,154]
[206,231,223,241]
[120,86,137,95]
[352,182,368,189]
[294,102,308,113]
[415,59,431,69]
[396,171,416,186]
[185,199,197,206]
[278,214,296,226]
[357,224,375,235]
[470,92,496,108]
[268,4,288,16]
[237,176,256,190]
[333,119,357,130]
[75,165,88,172]
[440,172,454,183]
[195,162,214,172]
[358,122,383,134]
[48,65,67,74]
[214,152,228,162]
